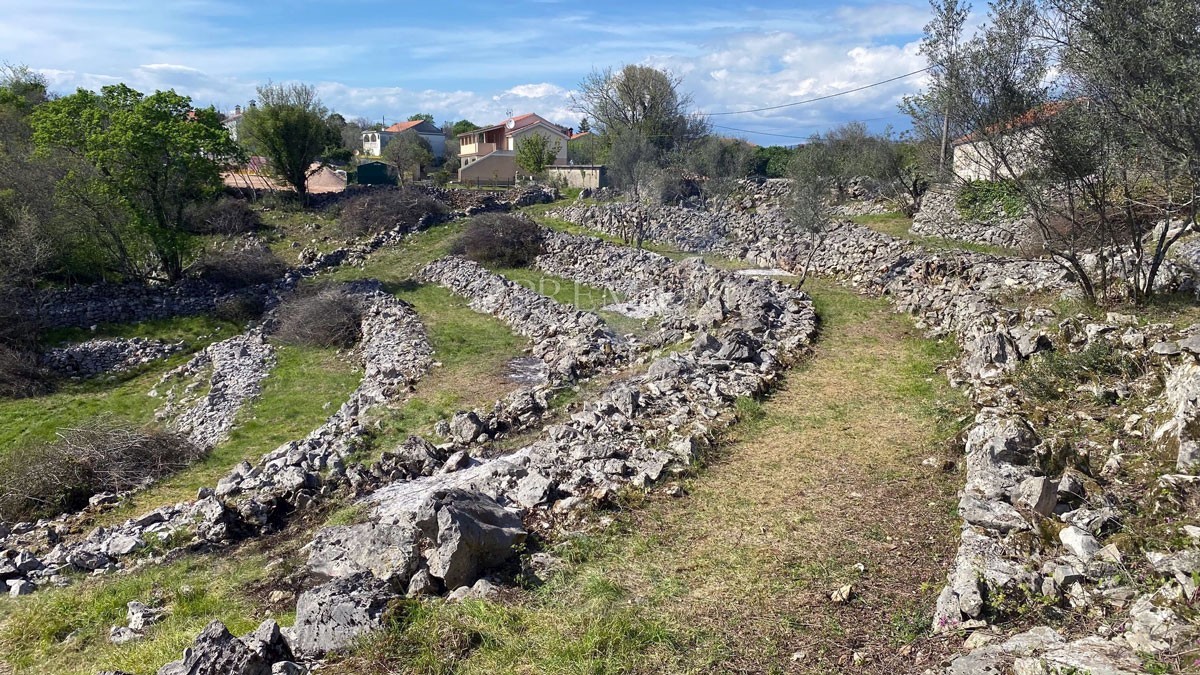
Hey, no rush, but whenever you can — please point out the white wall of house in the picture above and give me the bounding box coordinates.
[361,130,445,160]
[953,127,1045,181]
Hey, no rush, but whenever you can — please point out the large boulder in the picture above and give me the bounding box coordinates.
[287,573,394,659]
[306,521,421,584]
[423,488,527,591]
[157,620,271,675]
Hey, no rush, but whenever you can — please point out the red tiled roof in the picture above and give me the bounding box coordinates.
[952,100,1076,146]
[384,120,426,133]
[461,113,569,138]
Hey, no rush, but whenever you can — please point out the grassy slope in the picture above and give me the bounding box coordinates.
[852,212,1017,257]
[0,535,306,675]
[327,278,970,675]
[325,219,530,455]
[0,316,241,453]
[95,343,362,525]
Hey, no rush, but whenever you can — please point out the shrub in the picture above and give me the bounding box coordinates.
[192,247,288,289]
[185,197,262,235]
[338,187,449,238]
[956,180,1026,221]
[0,419,202,522]
[213,294,267,323]
[272,285,363,348]
[0,344,47,399]
[1014,340,1148,402]
[451,213,545,268]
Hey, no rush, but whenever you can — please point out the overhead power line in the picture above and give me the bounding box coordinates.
[702,67,932,117]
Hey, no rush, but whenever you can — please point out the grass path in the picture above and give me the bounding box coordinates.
[331,278,970,674]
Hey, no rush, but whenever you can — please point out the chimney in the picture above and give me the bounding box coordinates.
[234,105,242,115]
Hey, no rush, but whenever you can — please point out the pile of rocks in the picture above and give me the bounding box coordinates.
[41,337,188,378]
[153,331,275,450]
[0,281,434,597]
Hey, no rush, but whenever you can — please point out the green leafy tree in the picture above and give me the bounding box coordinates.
[31,84,238,282]
[450,120,479,136]
[239,82,337,199]
[514,133,561,178]
[752,146,796,178]
[382,130,433,183]
[408,113,435,124]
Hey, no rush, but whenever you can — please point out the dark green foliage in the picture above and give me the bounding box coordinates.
[272,285,363,348]
[0,420,201,522]
[337,187,448,238]
[752,146,796,178]
[956,179,1026,219]
[452,213,545,268]
[191,247,287,289]
[239,82,338,198]
[30,84,240,282]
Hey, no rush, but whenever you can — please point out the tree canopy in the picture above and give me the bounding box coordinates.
[239,82,337,197]
[30,84,238,282]
[382,130,433,183]
[514,133,561,178]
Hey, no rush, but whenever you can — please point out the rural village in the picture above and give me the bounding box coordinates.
[0,0,1198,673]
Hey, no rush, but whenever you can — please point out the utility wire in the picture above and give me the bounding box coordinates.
[701,67,931,116]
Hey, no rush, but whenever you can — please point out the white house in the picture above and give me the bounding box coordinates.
[457,113,570,183]
[362,119,446,159]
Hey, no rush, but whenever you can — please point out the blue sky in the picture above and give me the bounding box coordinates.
[0,0,935,145]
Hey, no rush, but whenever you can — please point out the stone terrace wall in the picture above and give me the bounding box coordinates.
[911,183,1035,250]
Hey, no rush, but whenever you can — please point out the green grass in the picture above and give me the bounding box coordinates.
[97,343,362,524]
[851,211,1018,257]
[0,315,243,454]
[0,550,283,675]
[325,276,969,674]
[41,315,240,348]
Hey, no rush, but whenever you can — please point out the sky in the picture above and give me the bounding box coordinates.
[0,0,936,145]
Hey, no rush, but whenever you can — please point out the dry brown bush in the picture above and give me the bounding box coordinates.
[272,285,363,348]
[185,197,262,235]
[450,213,545,268]
[0,344,47,399]
[0,419,202,522]
[337,187,448,238]
[192,246,288,289]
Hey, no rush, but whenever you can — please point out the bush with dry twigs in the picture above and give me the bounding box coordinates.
[451,213,545,268]
[0,418,202,522]
[271,285,363,348]
[191,246,288,289]
[337,187,448,238]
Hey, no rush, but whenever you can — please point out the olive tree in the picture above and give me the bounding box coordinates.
[382,130,433,183]
[514,133,561,179]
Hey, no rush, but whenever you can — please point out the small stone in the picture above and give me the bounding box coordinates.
[7,579,34,596]
[1152,341,1182,355]
[830,584,853,604]
[1059,526,1101,563]
[108,625,142,644]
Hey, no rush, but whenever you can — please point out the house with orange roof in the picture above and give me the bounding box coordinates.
[362,119,446,159]
[457,113,570,183]
[952,100,1078,181]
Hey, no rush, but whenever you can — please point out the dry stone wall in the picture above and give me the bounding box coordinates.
[152,331,275,450]
[0,281,433,599]
[911,183,1035,249]
[41,338,188,378]
[552,184,1200,674]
